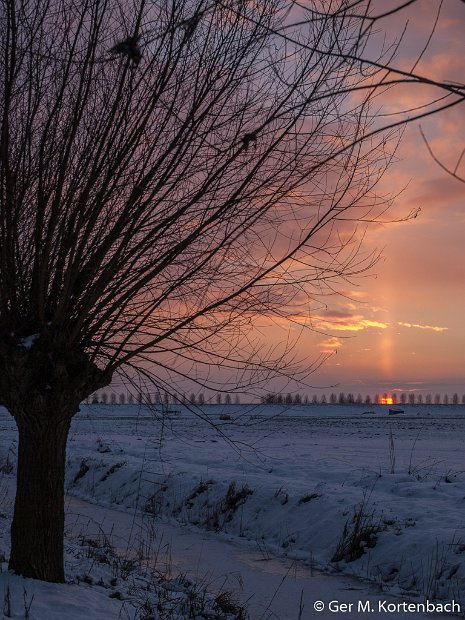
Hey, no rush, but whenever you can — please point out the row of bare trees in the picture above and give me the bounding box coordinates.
[262,392,465,405]
[90,391,241,405]
[89,391,464,406]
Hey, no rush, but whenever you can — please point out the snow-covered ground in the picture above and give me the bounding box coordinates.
[1,403,465,618]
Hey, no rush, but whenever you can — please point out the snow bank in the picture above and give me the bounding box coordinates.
[2,402,465,615]
[64,403,465,607]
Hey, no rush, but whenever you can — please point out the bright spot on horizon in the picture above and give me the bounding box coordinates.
[380,396,394,405]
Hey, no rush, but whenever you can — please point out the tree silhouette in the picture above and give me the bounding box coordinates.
[2,0,464,582]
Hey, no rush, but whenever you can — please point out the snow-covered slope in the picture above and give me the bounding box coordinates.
[1,403,464,618]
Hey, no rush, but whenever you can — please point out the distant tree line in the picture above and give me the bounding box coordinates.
[87,390,465,406]
[261,392,465,406]
[88,392,242,405]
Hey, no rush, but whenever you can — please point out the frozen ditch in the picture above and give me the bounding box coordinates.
[65,494,456,620]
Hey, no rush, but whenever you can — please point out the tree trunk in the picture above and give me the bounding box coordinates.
[9,411,71,582]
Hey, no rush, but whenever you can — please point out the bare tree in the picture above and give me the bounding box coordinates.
[280,1,465,128]
[1,0,462,583]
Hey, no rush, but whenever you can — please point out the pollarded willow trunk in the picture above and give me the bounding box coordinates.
[0,338,112,583]
[9,409,72,582]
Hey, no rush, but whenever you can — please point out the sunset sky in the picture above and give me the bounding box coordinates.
[107,2,465,402]
[288,1,465,398]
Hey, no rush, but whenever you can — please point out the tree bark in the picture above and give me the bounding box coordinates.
[9,411,71,582]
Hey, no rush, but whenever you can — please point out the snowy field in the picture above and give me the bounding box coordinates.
[1,403,465,619]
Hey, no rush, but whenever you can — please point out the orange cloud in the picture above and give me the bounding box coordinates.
[314,312,389,332]
[320,336,342,352]
[397,321,448,332]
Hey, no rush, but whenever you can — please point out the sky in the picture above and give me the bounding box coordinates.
[285,1,465,399]
[106,1,465,403]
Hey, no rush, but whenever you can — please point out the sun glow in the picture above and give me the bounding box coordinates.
[380,396,393,405]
